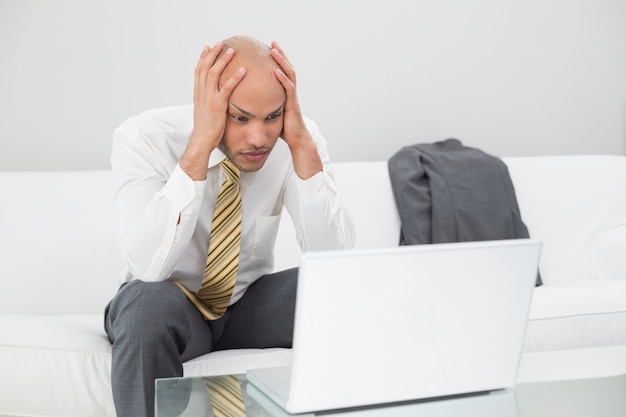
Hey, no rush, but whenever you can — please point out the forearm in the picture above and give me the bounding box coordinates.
[282,117,355,249]
[114,164,204,281]
[285,170,357,252]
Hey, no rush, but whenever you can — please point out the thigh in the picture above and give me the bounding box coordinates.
[213,268,299,350]
[104,280,215,362]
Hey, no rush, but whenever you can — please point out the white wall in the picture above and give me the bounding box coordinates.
[1,0,625,171]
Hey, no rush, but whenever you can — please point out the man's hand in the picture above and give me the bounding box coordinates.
[180,43,246,180]
[271,41,323,179]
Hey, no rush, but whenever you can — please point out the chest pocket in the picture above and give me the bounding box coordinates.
[251,215,281,261]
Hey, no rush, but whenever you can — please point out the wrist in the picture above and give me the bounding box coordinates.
[284,129,314,153]
[180,133,217,181]
[288,135,323,180]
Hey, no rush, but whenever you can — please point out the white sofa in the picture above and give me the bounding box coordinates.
[2,155,626,417]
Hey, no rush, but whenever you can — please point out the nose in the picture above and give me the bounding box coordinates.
[246,121,268,148]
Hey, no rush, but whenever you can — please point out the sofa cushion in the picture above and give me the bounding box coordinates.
[523,280,626,352]
[0,314,291,417]
[0,314,114,417]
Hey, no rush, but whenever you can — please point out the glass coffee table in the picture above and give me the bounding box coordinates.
[155,346,626,417]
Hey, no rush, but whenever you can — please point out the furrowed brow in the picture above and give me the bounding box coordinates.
[229,102,256,118]
[267,102,286,117]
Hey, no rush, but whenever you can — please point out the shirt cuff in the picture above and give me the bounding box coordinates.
[296,170,338,203]
[162,163,206,210]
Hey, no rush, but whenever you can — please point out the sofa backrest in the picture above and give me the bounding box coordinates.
[273,162,401,271]
[0,171,122,314]
[276,156,626,286]
[3,155,625,314]
[503,155,626,285]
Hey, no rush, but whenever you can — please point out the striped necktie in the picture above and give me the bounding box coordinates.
[176,159,242,320]
[205,375,245,417]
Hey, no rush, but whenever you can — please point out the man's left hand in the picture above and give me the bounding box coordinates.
[271,41,323,179]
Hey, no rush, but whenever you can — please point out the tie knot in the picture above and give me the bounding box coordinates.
[220,159,240,184]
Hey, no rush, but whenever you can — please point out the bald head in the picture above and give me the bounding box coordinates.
[222,35,271,63]
[216,35,286,133]
[218,36,279,88]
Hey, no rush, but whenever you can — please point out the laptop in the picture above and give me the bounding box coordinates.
[246,239,541,414]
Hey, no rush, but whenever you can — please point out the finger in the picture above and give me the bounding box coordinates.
[195,43,222,80]
[195,43,223,96]
[219,66,247,98]
[194,45,210,97]
[271,46,293,70]
[206,47,236,85]
[271,48,296,85]
[274,68,297,101]
[271,41,291,66]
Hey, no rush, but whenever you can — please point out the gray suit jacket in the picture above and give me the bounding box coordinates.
[388,139,541,285]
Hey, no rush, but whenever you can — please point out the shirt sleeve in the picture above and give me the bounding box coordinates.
[283,118,357,252]
[111,122,205,282]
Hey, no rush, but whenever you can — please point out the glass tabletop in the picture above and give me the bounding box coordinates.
[155,372,626,417]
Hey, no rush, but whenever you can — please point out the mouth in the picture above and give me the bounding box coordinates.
[240,150,269,162]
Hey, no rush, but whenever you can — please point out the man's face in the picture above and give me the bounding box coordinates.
[218,67,286,172]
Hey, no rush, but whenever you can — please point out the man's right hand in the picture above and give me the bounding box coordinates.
[180,43,246,180]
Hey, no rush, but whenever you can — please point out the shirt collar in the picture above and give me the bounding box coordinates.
[207,148,228,169]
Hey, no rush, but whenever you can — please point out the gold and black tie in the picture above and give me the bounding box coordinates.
[177,159,242,320]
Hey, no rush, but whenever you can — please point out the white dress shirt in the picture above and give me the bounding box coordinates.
[111,105,356,304]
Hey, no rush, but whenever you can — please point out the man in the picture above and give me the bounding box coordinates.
[105,35,356,417]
